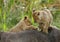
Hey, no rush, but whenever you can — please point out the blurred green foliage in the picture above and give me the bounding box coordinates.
[0,0,60,31]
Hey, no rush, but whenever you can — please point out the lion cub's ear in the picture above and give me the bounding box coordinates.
[24,16,28,20]
[32,9,36,15]
[33,9,36,12]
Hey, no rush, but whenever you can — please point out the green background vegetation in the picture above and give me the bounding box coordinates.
[0,0,60,31]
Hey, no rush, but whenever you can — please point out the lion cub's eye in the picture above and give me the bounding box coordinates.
[37,12,40,15]
[39,22,43,25]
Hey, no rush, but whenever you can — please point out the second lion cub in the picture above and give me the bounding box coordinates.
[32,9,53,34]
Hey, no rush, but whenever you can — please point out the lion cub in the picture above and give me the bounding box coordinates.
[32,9,53,34]
[9,16,36,32]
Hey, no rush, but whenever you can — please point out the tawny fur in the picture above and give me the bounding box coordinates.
[9,16,36,32]
[32,9,53,34]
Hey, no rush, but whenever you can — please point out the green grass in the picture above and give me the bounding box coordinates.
[0,0,60,31]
